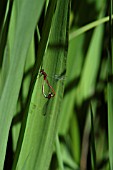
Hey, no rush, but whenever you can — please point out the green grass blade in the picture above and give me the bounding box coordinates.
[107,0,113,168]
[58,34,85,135]
[107,55,113,170]
[69,15,113,40]
[90,104,96,170]
[15,0,70,169]
[55,135,64,170]
[70,113,80,164]
[0,1,45,169]
[0,0,13,69]
[60,140,79,170]
[12,0,58,169]
[77,23,104,104]
[0,0,8,33]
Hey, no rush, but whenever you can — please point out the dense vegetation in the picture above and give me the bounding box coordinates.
[0,0,112,170]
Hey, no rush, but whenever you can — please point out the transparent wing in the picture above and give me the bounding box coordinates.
[48,74,67,81]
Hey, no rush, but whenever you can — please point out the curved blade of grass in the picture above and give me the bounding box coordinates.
[0,0,45,169]
[60,139,79,170]
[16,0,70,169]
[55,135,64,170]
[69,15,113,40]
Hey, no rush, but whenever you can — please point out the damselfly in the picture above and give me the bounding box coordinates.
[40,69,66,99]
